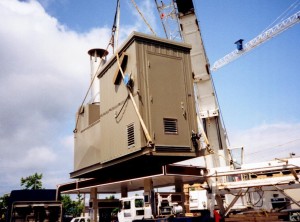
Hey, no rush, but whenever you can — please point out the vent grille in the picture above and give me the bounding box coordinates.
[127,123,135,147]
[163,118,178,134]
[155,146,191,152]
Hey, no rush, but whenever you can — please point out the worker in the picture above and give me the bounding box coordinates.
[214,210,222,222]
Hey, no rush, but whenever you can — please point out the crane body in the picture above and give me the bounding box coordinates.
[154,0,300,218]
[174,0,230,170]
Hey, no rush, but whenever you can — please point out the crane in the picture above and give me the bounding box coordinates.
[155,2,300,164]
[211,10,300,71]
[155,2,300,72]
[154,2,300,217]
[154,0,182,41]
[156,0,231,170]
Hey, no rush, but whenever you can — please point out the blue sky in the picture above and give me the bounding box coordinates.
[199,1,300,129]
[0,0,299,196]
[41,0,300,129]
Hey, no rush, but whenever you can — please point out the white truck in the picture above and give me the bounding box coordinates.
[189,190,208,211]
[117,196,152,222]
[117,193,187,222]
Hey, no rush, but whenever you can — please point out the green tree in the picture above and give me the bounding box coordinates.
[20,173,43,190]
[106,195,115,199]
[0,194,9,222]
[61,194,84,217]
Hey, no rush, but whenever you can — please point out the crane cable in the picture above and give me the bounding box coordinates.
[130,0,156,36]
[261,0,300,33]
[74,0,154,141]
[115,0,153,146]
[73,1,119,133]
[73,44,110,133]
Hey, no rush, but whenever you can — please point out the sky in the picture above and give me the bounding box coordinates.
[0,0,299,196]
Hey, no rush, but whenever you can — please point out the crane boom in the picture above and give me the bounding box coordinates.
[154,0,182,41]
[174,0,230,169]
[211,11,300,72]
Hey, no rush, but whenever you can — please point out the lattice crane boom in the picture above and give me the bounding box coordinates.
[154,0,182,41]
[211,11,300,72]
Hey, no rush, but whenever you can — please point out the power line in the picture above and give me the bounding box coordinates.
[247,138,300,156]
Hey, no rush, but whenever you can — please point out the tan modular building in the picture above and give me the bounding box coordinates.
[71,32,198,180]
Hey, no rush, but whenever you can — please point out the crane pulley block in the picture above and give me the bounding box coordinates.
[200,109,219,119]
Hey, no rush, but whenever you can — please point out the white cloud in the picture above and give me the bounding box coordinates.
[0,0,111,195]
[0,0,159,196]
[21,146,57,168]
[60,134,74,151]
[136,0,158,33]
[229,122,300,163]
[125,0,158,36]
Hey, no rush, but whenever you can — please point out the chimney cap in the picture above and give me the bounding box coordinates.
[88,48,109,58]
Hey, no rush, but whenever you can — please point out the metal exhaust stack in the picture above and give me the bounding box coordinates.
[87,48,108,104]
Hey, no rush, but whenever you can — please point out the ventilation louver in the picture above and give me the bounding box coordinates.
[163,118,178,134]
[127,123,135,147]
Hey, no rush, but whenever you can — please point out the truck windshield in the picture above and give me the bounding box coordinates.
[124,201,131,209]
[135,199,144,208]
